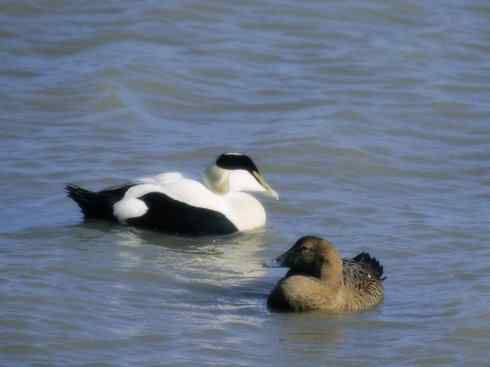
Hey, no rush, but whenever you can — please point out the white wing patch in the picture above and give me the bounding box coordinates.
[113,197,148,222]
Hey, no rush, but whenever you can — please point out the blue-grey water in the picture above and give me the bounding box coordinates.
[2,0,490,366]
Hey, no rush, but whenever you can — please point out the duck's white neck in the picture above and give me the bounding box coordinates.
[203,165,230,194]
[202,164,268,231]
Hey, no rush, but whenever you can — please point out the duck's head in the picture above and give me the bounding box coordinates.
[203,153,279,199]
[271,236,342,279]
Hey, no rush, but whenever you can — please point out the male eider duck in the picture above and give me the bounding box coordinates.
[66,153,278,236]
[267,236,385,313]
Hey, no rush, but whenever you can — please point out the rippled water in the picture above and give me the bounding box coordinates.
[2,0,490,365]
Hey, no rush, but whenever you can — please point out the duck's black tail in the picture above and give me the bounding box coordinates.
[66,184,111,220]
[353,252,386,281]
[66,183,135,221]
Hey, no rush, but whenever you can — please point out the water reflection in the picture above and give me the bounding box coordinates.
[110,227,272,279]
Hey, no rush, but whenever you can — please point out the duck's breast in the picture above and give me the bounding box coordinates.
[225,192,266,231]
[268,275,335,312]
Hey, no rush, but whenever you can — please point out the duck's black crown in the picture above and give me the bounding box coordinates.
[216,153,260,174]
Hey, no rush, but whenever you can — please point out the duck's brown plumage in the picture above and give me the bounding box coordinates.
[267,236,385,313]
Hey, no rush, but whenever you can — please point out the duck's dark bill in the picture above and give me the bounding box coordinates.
[252,172,279,200]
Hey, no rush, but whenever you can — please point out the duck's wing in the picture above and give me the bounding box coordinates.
[342,252,385,290]
[115,180,230,216]
[338,253,385,311]
[112,179,237,235]
[159,179,230,214]
[127,190,237,235]
[135,172,184,186]
[113,180,236,235]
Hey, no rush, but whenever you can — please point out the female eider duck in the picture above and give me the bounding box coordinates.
[66,153,278,236]
[267,236,385,313]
